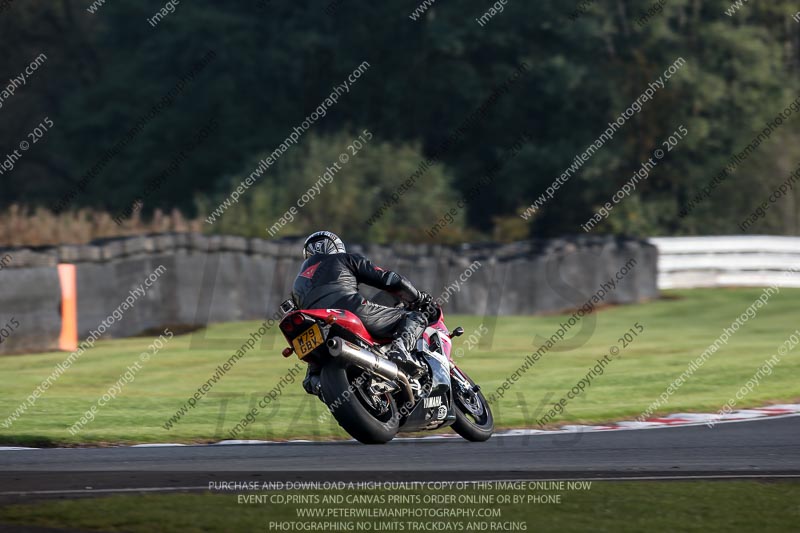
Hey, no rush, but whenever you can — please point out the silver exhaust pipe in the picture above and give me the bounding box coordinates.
[327,337,415,405]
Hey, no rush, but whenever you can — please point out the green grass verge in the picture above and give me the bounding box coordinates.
[0,288,798,446]
[0,482,799,532]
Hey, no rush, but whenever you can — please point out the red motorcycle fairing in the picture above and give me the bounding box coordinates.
[423,314,453,361]
[298,308,386,346]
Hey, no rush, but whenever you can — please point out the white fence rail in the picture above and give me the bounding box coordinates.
[649,236,800,289]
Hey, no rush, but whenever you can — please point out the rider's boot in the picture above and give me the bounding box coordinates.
[386,311,427,376]
[387,340,425,376]
[302,362,322,396]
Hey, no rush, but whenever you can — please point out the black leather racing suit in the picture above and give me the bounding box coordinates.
[292,253,427,348]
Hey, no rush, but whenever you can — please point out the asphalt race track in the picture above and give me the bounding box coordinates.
[0,415,798,503]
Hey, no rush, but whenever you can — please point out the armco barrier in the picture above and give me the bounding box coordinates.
[650,235,800,289]
[0,234,658,354]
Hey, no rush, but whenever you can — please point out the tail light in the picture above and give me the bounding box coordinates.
[281,312,306,335]
[282,347,294,357]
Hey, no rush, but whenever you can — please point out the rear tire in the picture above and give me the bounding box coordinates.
[451,369,494,442]
[320,361,399,444]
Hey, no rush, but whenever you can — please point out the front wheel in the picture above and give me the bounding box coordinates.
[320,360,399,444]
[450,367,494,442]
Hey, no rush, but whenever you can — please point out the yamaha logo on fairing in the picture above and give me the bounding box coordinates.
[423,396,443,408]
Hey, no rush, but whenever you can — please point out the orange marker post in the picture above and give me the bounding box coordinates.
[57,264,78,352]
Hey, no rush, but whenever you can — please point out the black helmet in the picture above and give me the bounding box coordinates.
[303,231,346,259]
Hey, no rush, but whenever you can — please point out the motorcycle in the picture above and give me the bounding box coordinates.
[278,296,494,444]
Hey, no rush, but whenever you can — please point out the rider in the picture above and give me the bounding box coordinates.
[292,231,433,395]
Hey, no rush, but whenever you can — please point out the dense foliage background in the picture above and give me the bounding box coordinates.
[2,0,799,243]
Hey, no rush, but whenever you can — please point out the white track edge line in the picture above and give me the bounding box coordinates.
[1,410,799,450]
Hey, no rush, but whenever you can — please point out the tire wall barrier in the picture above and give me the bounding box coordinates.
[0,234,658,355]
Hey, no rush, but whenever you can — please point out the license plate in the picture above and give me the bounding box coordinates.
[292,324,323,359]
